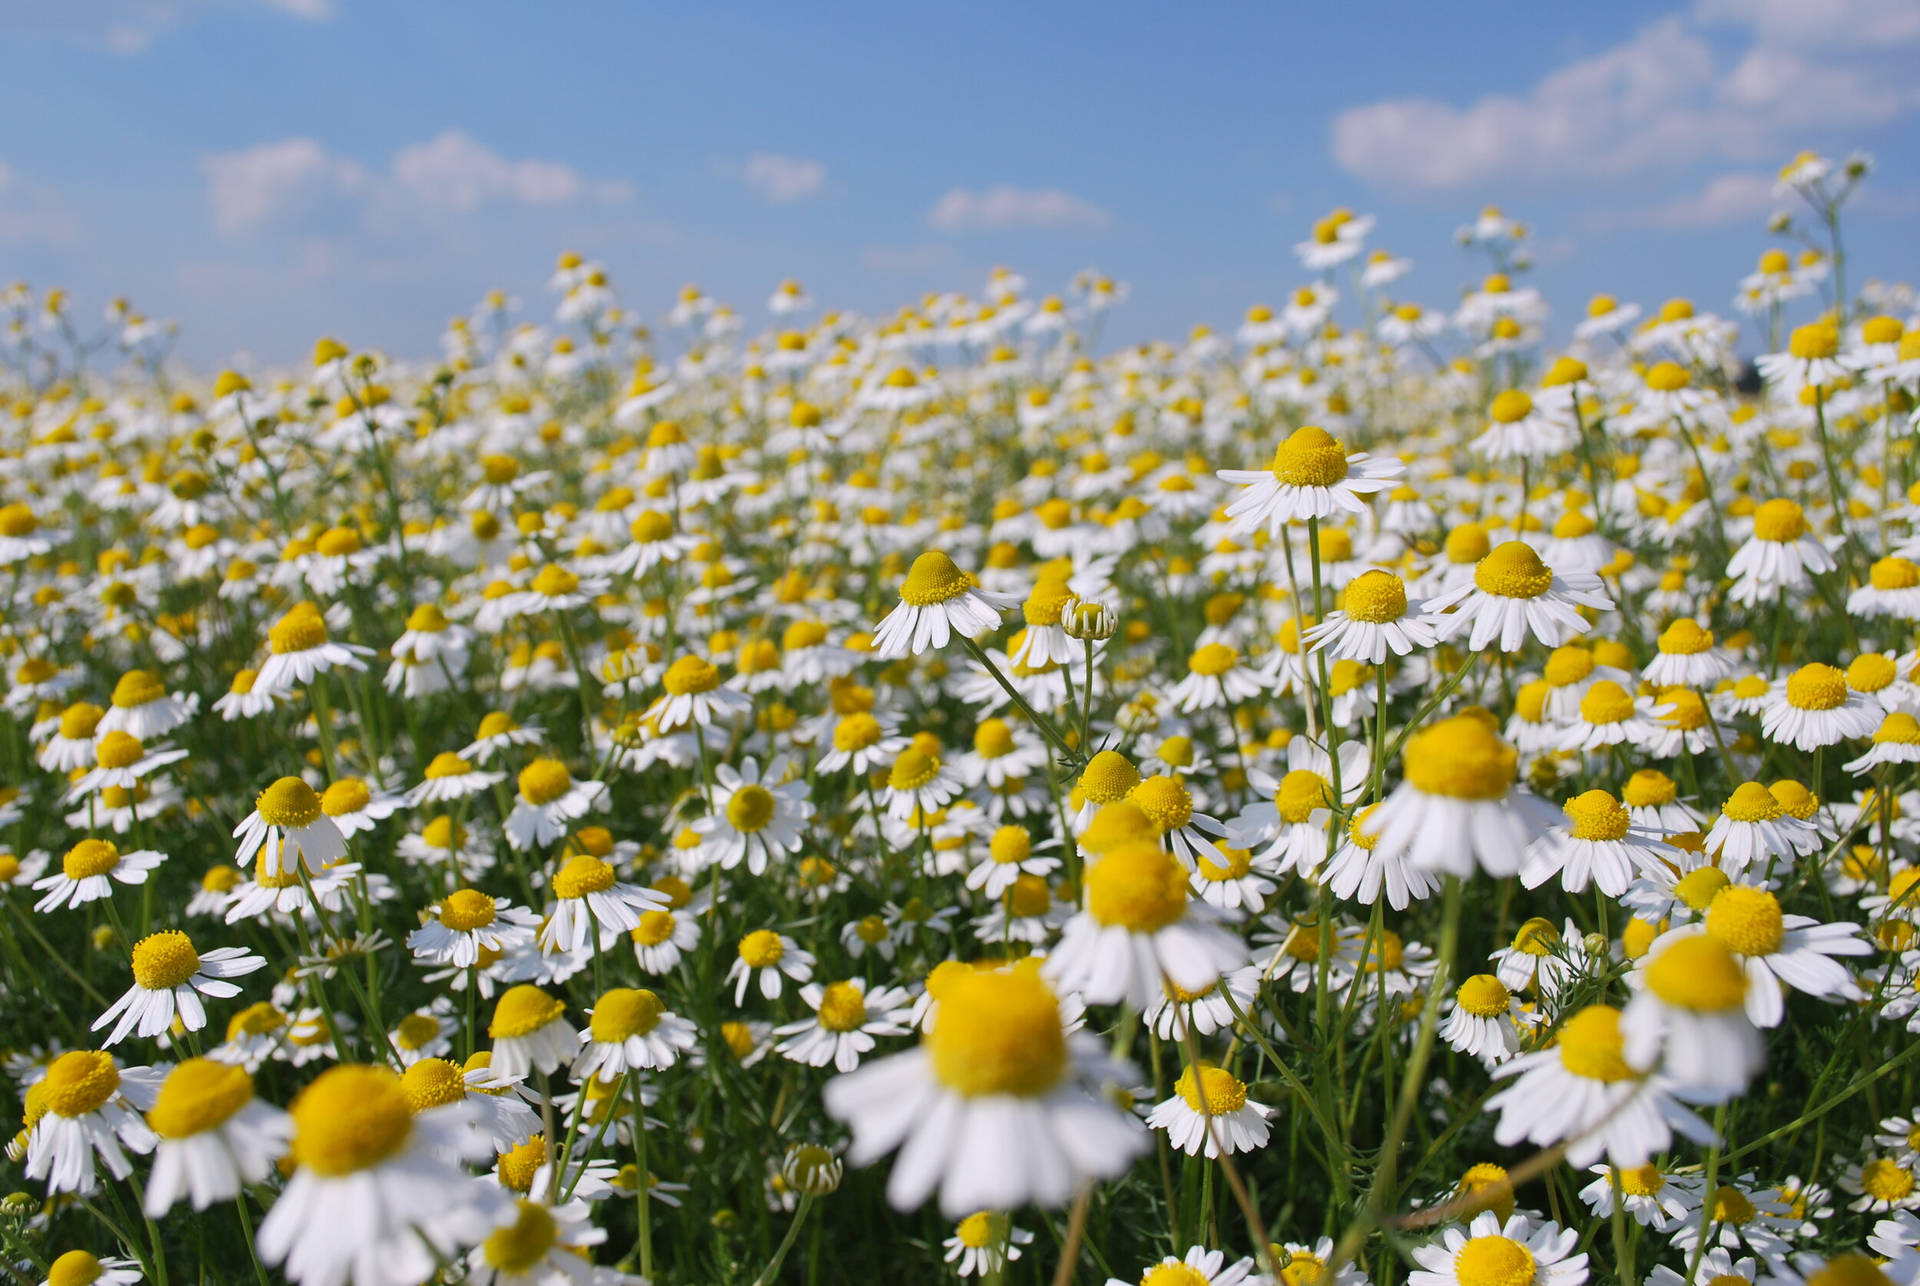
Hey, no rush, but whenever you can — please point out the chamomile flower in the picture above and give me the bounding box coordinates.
[252,602,374,698]
[871,551,1019,660]
[1146,1061,1273,1157]
[1216,425,1403,536]
[404,752,507,808]
[1424,541,1613,653]
[32,838,166,912]
[409,890,540,968]
[234,779,351,882]
[693,756,812,874]
[1762,663,1882,751]
[943,1211,1034,1278]
[573,987,698,1080]
[774,978,914,1072]
[538,853,667,953]
[1620,934,1765,1102]
[823,963,1147,1216]
[502,758,607,852]
[1703,782,1819,876]
[257,1064,508,1286]
[1371,714,1558,881]
[1308,569,1439,664]
[487,985,578,1079]
[1522,790,1674,897]
[1407,1212,1588,1286]
[94,931,266,1045]
[141,1058,292,1214]
[1442,974,1536,1063]
[728,930,816,1005]
[23,1049,161,1195]
[639,654,753,733]
[1046,839,1247,1009]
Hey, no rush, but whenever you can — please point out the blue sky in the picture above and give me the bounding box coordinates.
[2,0,1917,364]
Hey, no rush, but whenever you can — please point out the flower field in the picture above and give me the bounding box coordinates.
[3,149,1919,1286]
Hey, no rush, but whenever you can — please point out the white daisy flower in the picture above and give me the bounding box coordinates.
[773,978,914,1073]
[141,1057,292,1214]
[94,931,266,1045]
[871,551,1019,660]
[1145,1061,1274,1157]
[1216,424,1402,536]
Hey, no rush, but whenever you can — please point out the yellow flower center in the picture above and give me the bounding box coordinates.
[661,655,721,695]
[131,930,201,990]
[489,985,564,1040]
[833,712,883,752]
[1086,841,1189,932]
[518,758,573,806]
[1675,867,1732,912]
[1705,885,1784,955]
[590,988,665,1041]
[1619,1164,1665,1196]
[1789,322,1839,360]
[267,607,328,654]
[439,889,497,932]
[1646,362,1691,393]
[1268,426,1351,487]
[1473,542,1555,599]
[726,784,777,832]
[1457,974,1512,1018]
[989,826,1032,865]
[482,1200,559,1274]
[1543,647,1595,687]
[1188,643,1238,677]
[1197,844,1254,881]
[1129,775,1194,831]
[110,669,166,709]
[552,855,616,899]
[1622,770,1677,808]
[400,1058,468,1112]
[41,1050,122,1117]
[1006,874,1052,917]
[1658,619,1713,655]
[1722,781,1783,823]
[738,929,786,968]
[1646,936,1748,1011]
[1344,570,1408,623]
[1403,715,1516,800]
[1276,770,1333,824]
[48,1251,107,1286]
[1489,390,1534,424]
[1862,1158,1916,1202]
[817,982,868,1032]
[899,551,972,606]
[1752,498,1807,543]
[1453,1235,1537,1286]
[63,838,122,879]
[1872,557,1920,590]
[320,778,372,817]
[147,1058,253,1138]
[1556,1005,1635,1082]
[1578,681,1635,725]
[94,729,146,769]
[1711,1185,1756,1224]
[1175,1063,1249,1115]
[1806,1257,1895,1286]
[926,967,1068,1097]
[957,1211,1005,1248]
[1564,789,1631,841]
[530,564,578,598]
[974,718,1016,758]
[1786,663,1847,711]
[1143,1263,1210,1286]
[1850,654,1897,693]
[1080,750,1141,804]
[290,1065,413,1176]
[256,777,323,828]
[495,1135,548,1193]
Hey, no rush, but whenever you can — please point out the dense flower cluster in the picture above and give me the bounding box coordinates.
[0,149,1916,1286]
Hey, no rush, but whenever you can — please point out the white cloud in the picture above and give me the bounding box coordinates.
[741,153,825,202]
[201,133,630,235]
[1632,172,1780,227]
[927,185,1110,233]
[392,131,632,211]
[200,138,367,234]
[1330,4,1920,193]
[6,1,334,55]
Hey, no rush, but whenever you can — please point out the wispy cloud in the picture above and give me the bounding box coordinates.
[199,132,632,235]
[740,153,826,202]
[927,185,1109,232]
[1330,0,1920,193]
[1629,171,1781,228]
